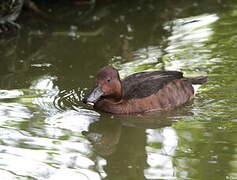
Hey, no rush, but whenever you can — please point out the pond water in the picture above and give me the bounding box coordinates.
[0,0,237,179]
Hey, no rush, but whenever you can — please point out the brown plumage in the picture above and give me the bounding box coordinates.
[83,66,207,114]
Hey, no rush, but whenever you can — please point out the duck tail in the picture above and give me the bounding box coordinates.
[188,76,208,85]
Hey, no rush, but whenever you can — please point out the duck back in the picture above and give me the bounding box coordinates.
[122,71,183,99]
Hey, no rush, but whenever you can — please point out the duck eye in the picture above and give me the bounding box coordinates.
[107,79,111,82]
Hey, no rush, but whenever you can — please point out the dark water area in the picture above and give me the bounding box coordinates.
[0,0,237,179]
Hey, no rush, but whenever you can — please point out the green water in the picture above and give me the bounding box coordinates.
[0,0,237,179]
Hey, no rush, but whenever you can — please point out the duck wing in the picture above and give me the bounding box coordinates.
[121,71,183,99]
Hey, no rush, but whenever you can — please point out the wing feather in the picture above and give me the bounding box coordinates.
[121,71,183,99]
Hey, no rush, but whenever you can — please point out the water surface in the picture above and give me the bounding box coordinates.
[0,0,237,179]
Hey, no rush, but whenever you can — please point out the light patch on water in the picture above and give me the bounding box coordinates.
[45,109,99,135]
[193,84,201,95]
[48,168,101,180]
[0,147,55,179]
[0,76,60,125]
[162,127,178,155]
[113,14,218,77]
[0,90,24,99]
[165,14,219,40]
[0,103,32,123]
[30,75,60,115]
[115,46,163,78]
[30,75,58,91]
[96,157,107,178]
[0,169,20,180]
[145,127,178,179]
[0,147,101,180]
[31,63,52,67]
[0,125,100,179]
[164,14,219,72]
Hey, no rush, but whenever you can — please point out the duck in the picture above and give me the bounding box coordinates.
[83,66,207,114]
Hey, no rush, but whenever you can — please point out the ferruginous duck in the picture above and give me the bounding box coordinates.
[83,66,207,114]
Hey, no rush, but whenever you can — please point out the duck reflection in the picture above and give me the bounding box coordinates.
[83,117,147,180]
[82,107,193,180]
[82,119,122,157]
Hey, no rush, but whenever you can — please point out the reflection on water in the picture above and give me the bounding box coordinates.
[165,14,219,72]
[145,127,178,179]
[0,0,237,179]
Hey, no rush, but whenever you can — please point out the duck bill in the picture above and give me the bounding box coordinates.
[83,86,104,104]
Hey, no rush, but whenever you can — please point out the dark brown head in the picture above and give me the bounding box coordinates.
[83,66,122,104]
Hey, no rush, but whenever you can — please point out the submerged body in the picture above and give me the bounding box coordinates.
[83,66,207,114]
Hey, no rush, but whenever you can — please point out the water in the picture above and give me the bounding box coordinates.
[0,0,237,179]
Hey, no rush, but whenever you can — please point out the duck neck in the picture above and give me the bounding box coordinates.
[113,79,123,99]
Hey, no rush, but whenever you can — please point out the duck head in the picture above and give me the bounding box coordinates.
[83,66,122,104]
